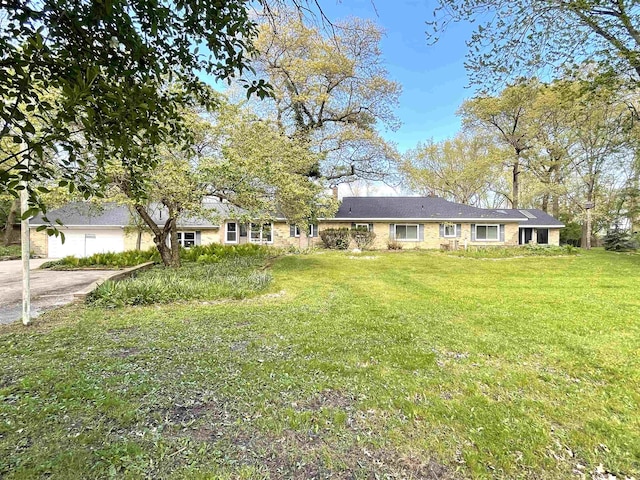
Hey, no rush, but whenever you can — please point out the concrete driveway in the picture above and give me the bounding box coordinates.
[0,259,115,324]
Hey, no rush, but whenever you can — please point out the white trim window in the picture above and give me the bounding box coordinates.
[308,224,318,237]
[226,222,238,243]
[443,223,457,237]
[475,224,499,241]
[293,225,301,237]
[177,231,196,248]
[354,223,370,231]
[250,222,273,244]
[395,224,419,241]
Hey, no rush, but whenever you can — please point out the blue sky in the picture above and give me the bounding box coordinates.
[319,0,476,153]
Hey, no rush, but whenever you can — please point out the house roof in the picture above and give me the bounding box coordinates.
[333,197,529,222]
[30,202,222,228]
[31,203,130,226]
[30,198,565,228]
[509,209,565,227]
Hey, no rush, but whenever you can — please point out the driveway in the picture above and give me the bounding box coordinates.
[0,259,115,324]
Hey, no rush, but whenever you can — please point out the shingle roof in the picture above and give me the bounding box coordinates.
[31,203,130,226]
[509,209,565,227]
[31,202,223,228]
[333,197,528,221]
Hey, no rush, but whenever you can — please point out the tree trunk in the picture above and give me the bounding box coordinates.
[511,157,520,209]
[133,203,176,267]
[136,230,142,250]
[3,199,19,246]
[552,195,560,218]
[154,234,173,266]
[169,216,181,268]
[541,193,549,213]
[582,187,594,249]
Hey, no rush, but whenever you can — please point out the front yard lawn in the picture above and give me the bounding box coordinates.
[1,249,639,478]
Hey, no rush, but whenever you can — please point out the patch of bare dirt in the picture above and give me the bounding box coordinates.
[106,326,140,342]
[296,389,357,412]
[109,347,141,358]
[145,392,455,479]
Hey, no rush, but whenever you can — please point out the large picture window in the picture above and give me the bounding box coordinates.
[226,222,237,243]
[395,224,419,241]
[475,224,499,241]
[250,223,273,244]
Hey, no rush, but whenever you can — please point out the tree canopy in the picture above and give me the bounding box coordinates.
[429,1,640,90]
[1,0,269,217]
[249,10,402,183]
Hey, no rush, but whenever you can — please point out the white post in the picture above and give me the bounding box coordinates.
[20,153,31,326]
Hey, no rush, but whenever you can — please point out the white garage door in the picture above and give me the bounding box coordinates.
[48,229,125,258]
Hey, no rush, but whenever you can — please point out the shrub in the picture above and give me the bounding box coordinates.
[42,248,160,269]
[42,243,274,269]
[320,228,351,250]
[88,256,272,307]
[387,240,403,250]
[350,228,376,249]
[604,229,638,252]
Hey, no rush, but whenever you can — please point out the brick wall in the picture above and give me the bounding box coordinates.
[29,229,48,256]
[316,221,522,250]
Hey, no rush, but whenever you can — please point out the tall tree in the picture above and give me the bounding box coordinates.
[561,82,630,246]
[526,83,575,216]
[401,133,505,206]
[201,102,337,228]
[428,0,640,90]
[111,101,335,267]
[1,0,270,218]
[459,81,539,208]
[250,10,402,183]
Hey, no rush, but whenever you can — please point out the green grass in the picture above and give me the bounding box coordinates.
[1,249,639,479]
[443,244,578,258]
[89,257,273,307]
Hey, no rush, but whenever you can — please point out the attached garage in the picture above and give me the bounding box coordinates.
[47,228,125,258]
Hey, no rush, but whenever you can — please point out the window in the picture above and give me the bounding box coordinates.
[250,223,273,243]
[536,228,549,244]
[354,223,370,231]
[226,222,237,243]
[309,224,318,237]
[177,231,196,248]
[293,225,301,237]
[239,223,248,238]
[395,224,419,241]
[475,224,499,241]
[443,223,457,237]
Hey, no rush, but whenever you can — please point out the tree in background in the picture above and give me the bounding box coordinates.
[1,0,269,218]
[560,81,630,246]
[401,133,505,206]
[459,80,539,208]
[250,10,401,183]
[428,1,640,91]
